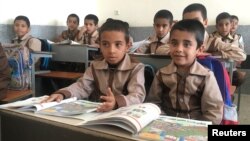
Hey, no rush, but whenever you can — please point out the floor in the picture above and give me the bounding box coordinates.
[234,93,250,124]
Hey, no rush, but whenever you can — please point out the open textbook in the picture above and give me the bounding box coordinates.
[78,103,161,135]
[0,96,101,116]
[137,115,212,141]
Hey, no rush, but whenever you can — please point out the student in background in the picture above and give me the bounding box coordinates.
[147,19,223,124]
[182,3,246,61]
[76,14,99,48]
[230,15,244,50]
[55,13,80,42]
[212,12,246,88]
[43,19,146,112]
[12,15,41,54]
[0,43,11,99]
[136,9,173,54]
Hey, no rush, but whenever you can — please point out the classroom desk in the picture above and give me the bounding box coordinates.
[51,44,98,69]
[129,53,172,71]
[0,109,143,141]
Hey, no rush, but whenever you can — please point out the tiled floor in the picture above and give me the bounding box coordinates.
[233,93,250,124]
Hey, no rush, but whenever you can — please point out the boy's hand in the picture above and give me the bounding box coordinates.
[80,26,87,34]
[97,87,116,112]
[41,94,64,103]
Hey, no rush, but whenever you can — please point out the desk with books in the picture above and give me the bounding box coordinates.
[0,108,142,141]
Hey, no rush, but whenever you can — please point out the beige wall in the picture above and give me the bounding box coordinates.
[0,0,249,26]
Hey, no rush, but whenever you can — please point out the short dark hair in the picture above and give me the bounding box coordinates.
[231,15,239,21]
[14,15,30,27]
[216,12,231,24]
[85,14,99,25]
[67,13,80,25]
[183,3,207,20]
[170,19,205,48]
[99,18,130,43]
[154,9,173,25]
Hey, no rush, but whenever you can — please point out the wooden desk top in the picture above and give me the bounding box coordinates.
[0,90,32,104]
[36,71,83,79]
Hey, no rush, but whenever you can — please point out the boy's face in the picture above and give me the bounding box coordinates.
[169,30,201,70]
[84,19,97,34]
[100,31,128,65]
[67,17,79,31]
[183,11,208,28]
[153,18,171,38]
[230,18,238,34]
[216,19,231,37]
[14,20,30,38]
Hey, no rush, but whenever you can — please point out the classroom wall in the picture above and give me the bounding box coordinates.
[0,0,250,26]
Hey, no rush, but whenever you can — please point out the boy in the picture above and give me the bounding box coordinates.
[136,9,173,54]
[43,19,146,112]
[212,12,246,87]
[55,13,80,42]
[147,19,223,124]
[182,3,246,62]
[231,15,244,50]
[76,14,99,48]
[0,43,11,99]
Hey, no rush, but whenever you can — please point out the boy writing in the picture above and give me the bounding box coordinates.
[136,9,173,54]
[43,19,146,112]
[76,14,99,47]
[147,19,223,124]
[55,13,80,42]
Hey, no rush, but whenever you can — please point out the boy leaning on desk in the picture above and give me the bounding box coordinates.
[42,18,146,112]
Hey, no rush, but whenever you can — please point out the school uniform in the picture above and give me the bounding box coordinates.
[56,29,80,42]
[206,31,246,62]
[54,54,146,107]
[12,33,41,63]
[137,33,169,54]
[76,30,99,47]
[147,60,223,124]
[0,43,11,99]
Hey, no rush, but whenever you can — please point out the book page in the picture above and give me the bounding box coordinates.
[36,100,101,116]
[0,95,49,108]
[83,103,161,134]
[137,115,212,141]
[17,97,77,112]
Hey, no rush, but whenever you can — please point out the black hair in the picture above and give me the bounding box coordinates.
[14,15,30,27]
[154,9,173,25]
[183,3,207,20]
[85,14,99,25]
[216,12,231,24]
[230,15,239,21]
[67,13,80,25]
[170,19,205,48]
[99,18,130,43]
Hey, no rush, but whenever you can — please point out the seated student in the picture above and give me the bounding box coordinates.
[76,14,99,48]
[211,12,246,88]
[230,15,244,50]
[12,15,41,63]
[146,19,223,124]
[43,19,146,112]
[136,9,173,54]
[55,13,80,42]
[0,43,11,99]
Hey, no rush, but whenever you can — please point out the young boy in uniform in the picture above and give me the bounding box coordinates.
[76,14,99,48]
[147,19,224,124]
[55,13,80,42]
[136,9,173,54]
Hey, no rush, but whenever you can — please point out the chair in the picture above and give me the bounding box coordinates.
[144,64,156,99]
